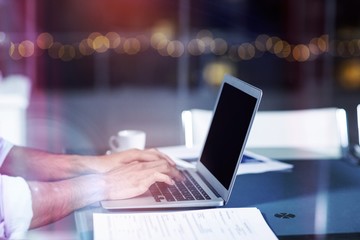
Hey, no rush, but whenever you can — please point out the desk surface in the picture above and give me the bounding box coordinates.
[73,159,360,240]
[230,159,360,238]
[29,158,360,240]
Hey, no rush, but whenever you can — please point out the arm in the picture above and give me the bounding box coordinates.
[28,158,182,228]
[1,146,176,181]
[0,139,182,231]
[1,146,88,181]
[28,174,104,228]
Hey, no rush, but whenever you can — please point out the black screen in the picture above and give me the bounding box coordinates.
[199,82,257,189]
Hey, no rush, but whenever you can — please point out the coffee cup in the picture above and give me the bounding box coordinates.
[108,130,146,152]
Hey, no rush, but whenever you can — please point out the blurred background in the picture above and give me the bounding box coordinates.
[0,0,359,153]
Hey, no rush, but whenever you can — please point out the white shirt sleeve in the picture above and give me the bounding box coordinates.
[0,137,33,239]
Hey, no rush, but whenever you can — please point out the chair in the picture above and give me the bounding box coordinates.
[181,108,349,159]
[357,104,360,144]
[0,75,31,146]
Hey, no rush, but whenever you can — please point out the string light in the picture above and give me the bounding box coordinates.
[106,32,121,49]
[210,38,228,55]
[92,35,110,53]
[238,43,255,60]
[167,40,184,58]
[292,44,311,62]
[79,39,94,56]
[36,32,53,49]
[9,42,22,60]
[59,45,76,61]
[4,30,360,62]
[18,40,34,58]
[123,38,141,55]
[255,34,269,52]
[187,39,206,56]
[6,29,360,89]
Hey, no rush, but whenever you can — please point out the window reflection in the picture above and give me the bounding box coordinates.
[0,1,360,147]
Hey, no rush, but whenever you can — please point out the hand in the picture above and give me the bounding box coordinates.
[102,156,183,200]
[94,148,176,173]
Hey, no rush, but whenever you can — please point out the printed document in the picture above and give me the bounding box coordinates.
[93,207,278,240]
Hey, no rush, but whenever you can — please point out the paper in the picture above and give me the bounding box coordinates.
[158,145,293,175]
[238,150,293,174]
[93,208,278,240]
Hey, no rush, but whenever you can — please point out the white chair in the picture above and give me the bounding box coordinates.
[357,104,360,144]
[0,75,31,146]
[182,108,349,159]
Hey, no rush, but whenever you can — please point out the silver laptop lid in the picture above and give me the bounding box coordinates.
[196,75,262,203]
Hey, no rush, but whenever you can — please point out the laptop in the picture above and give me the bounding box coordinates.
[101,74,262,209]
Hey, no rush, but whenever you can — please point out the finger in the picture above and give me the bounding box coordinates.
[109,155,184,183]
[141,161,184,182]
[169,167,185,181]
[107,149,160,164]
[118,160,175,176]
[147,172,175,186]
[146,148,176,166]
[117,172,175,199]
[119,148,176,166]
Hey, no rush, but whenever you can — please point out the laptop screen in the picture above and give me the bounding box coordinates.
[199,82,258,189]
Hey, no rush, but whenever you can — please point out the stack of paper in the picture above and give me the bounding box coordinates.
[93,208,278,240]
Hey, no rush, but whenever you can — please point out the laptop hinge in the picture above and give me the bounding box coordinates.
[197,171,221,198]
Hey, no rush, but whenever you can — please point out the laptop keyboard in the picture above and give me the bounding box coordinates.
[149,171,211,202]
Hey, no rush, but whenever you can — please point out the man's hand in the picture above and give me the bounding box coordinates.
[102,156,183,200]
[92,148,177,174]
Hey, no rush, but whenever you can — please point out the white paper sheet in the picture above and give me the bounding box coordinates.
[93,208,278,240]
[158,145,293,175]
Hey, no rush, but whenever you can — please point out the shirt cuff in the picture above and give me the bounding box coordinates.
[1,175,33,239]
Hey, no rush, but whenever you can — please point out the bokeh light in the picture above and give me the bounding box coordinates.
[210,38,228,55]
[275,41,291,58]
[79,39,95,56]
[293,44,311,62]
[37,32,54,49]
[167,40,185,58]
[1,30,359,64]
[123,38,141,55]
[48,42,63,59]
[151,20,175,41]
[203,61,236,86]
[255,34,269,52]
[238,43,255,60]
[106,32,121,49]
[151,32,169,50]
[188,39,205,56]
[59,45,76,61]
[18,40,35,58]
[338,59,360,89]
[92,35,110,53]
[9,42,22,60]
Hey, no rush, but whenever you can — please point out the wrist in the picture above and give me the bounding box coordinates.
[85,173,108,202]
[71,155,105,175]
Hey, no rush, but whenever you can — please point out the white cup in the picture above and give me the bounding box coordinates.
[108,130,146,152]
